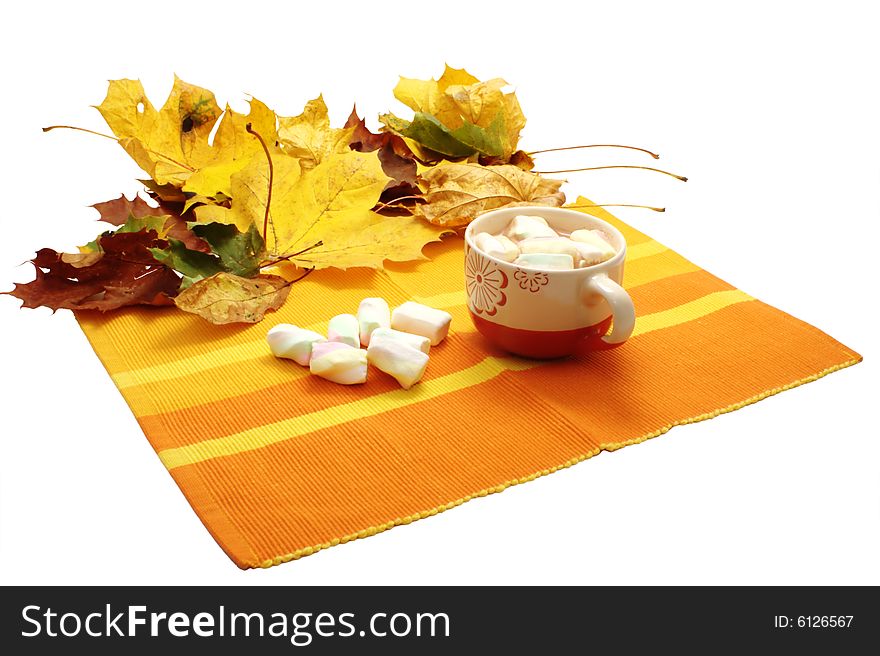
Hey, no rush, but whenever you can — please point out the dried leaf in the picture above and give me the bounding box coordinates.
[97,78,282,197]
[226,149,449,269]
[5,230,180,311]
[91,193,165,226]
[173,272,289,324]
[97,77,222,186]
[182,98,279,200]
[149,240,223,282]
[381,112,506,159]
[380,65,525,160]
[344,108,418,201]
[90,193,210,253]
[414,163,565,227]
[278,96,353,170]
[139,178,187,204]
[345,106,413,158]
[191,223,265,278]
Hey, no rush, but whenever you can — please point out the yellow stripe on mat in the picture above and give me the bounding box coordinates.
[632,289,752,337]
[114,242,676,390]
[158,356,538,469]
[157,289,755,470]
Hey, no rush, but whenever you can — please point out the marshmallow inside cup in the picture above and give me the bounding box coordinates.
[472,214,619,270]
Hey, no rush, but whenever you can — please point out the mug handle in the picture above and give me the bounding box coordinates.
[583,274,636,346]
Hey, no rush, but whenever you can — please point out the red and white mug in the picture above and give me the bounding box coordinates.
[464,206,636,359]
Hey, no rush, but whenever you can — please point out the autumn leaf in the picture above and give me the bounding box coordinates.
[173,272,289,324]
[91,193,166,226]
[345,108,418,202]
[182,98,279,200]
[413,163,565,227]
[149,240,223,282]
[191,223,265,278]
[278,96,353,170]
[5,230,180,311]
[223,148,449,269]
[97,76,221,186]
[380,65,526,161]
[90,193,210,253]
[139,178,187,204]
[97,78,281,199]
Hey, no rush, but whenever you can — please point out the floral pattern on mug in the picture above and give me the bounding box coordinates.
[514,269,549,293]
[466,249,508,316]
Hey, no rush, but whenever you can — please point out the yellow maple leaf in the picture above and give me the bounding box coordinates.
[414,163,565,227]
[97,77,280,195]
[182,98,279,200]
[97,76,222,186]
[277,95,354,170]
[383,64,526,160]
[219,148,448,269]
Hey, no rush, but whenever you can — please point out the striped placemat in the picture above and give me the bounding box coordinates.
[76,203,861,568]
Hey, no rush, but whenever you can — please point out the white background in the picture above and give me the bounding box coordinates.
[0,0,877,585]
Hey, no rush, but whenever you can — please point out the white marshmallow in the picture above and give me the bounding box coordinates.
[570,229,617,260]
[367,339,430,390]
[391,301,453,346]
[266,324,326,366]
[310,340,354,360]
[572,241,612,267]
[309,345,368,385]
[369,327,431,354]
[513,253,575,270]
[357,297,391,346]
[327,313,360,348]
[505,215,558,241]
[474,232,519,262]
[517,237,580,260]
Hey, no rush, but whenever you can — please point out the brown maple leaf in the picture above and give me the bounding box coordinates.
[91,193,210,253]
[345,108,419,204]
[91,194,164,226]
[5,230,181,312]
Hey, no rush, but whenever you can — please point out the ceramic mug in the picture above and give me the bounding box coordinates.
[464,206,635,359]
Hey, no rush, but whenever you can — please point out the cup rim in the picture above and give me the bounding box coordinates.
[464,206,627,274]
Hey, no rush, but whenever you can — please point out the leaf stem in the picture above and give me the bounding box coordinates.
[246,123,274,244]
[288,267,315,284]
[259,241,324,269]
[528,144,660,159]
[534,165,688,182]
[42,125,195,173]
[566,203,666,212]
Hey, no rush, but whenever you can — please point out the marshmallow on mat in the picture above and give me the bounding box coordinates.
[514,253,575,270]
[505,215,557,241]
[570,229,617,260]
[474,232,519,263]
[266,324,326,366]
[367,339,429,389]
[517,236,579,260]
[310,340,354,360]
[369,327,431,354]
[327,313,360,348]
[357,297,391,346]
[391,301,452,346]
[309,343,368,385]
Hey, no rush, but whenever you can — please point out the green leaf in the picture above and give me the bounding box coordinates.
[380,111,506,158]
[191,222,265,278]
[149,239,223,282]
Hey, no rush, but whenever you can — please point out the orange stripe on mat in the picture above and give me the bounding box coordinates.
[166,301,859,568]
